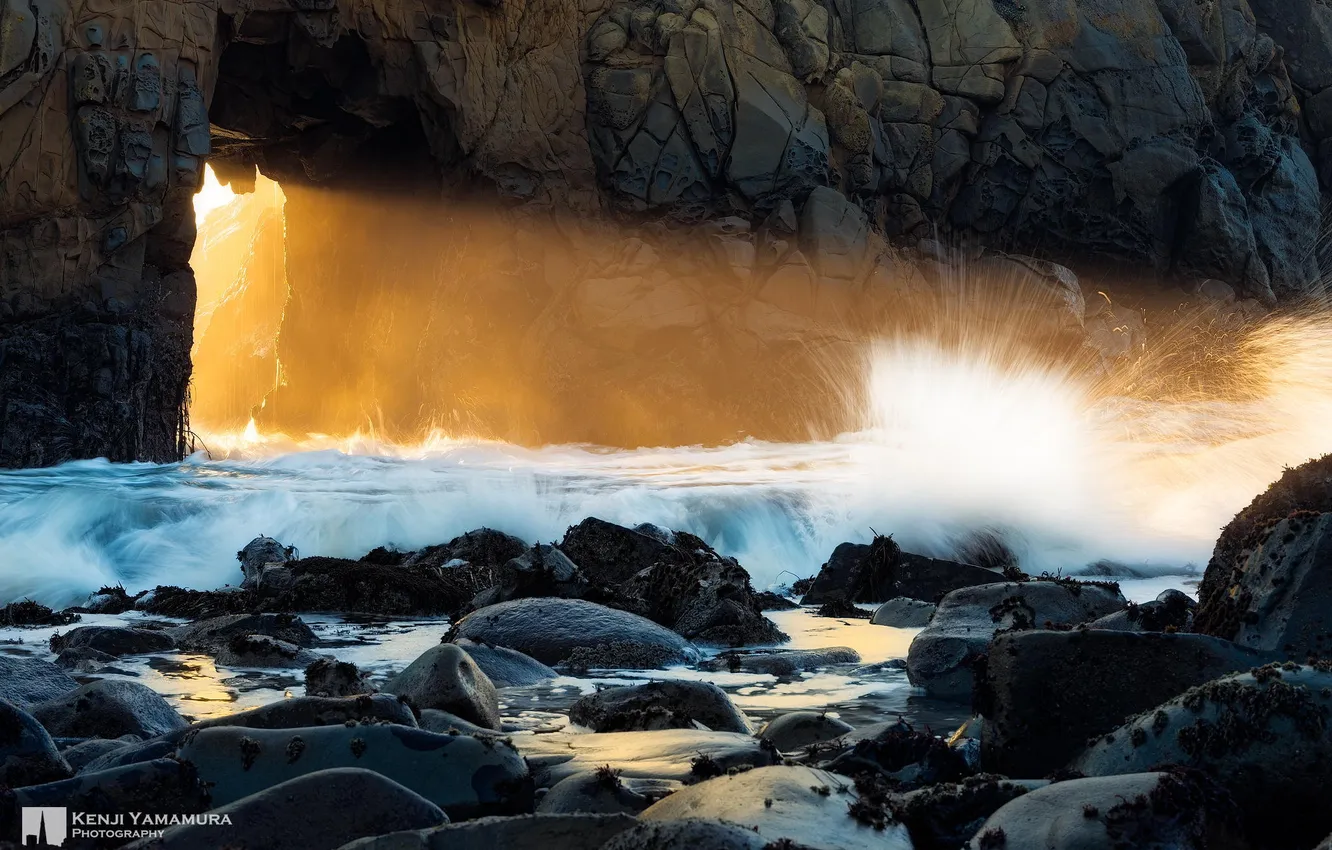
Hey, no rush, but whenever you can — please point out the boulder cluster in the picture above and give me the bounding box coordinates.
[6,452,1332,847]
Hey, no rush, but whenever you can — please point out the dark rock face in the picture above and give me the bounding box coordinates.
[907,580,1127,701]
[801,537,1001,606]
[1086,588,1195,632]
[304,658,377,698]
[979,629,1274,778]
[1195,453,1332,642]
[1072,664,1332,847]
[167,613,317,651]
[190,694,416,732]
[569,681,752,734]
[893,775,1045,850]
[4,0,1326,466]
[0,656,79,708]
[0,601,78,627]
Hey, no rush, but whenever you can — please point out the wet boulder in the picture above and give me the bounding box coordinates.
[0,700,72,787]
[449,639,556,687]
[964,772,1241,850]
[403,528,531,572]
[801,536,1000,606]
[192,693,417,731]
[342,813,637,850]
[0,656,78,707]
[383,644,501,730]
[515,728,779,786]
[49,625,174,657]
[1085,588,1195,632]
[2,758,210,833]
[760,711,853,752]
[30,680,187,739]
[262,556,491,616]
[559,518,785,645]
[569,681,751,734]
[417,709,497,737]
[178,723,532,817]
[980,629,1273,777]
[124,768,448,850]
[699,646,860,675]
[907,580,1126,701]
[472,543,594,609]
[1195,511,1332,657]
[212,633,324,668]
[600,819,769,850]
[238,535,296,587]
[304,657,376,697]
[893,774,1046,850]
[59,735,138,772]
[168,612,317,652]
[1073,664,1332,846]
[536,769,670,815]
[640,765,912,849]
[446,598,699,667]
[872,598,936,627]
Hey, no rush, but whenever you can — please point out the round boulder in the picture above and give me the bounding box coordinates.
[451,639,557,687]
[570,680,751,733]
[640,765,912,849]
[760,711,853,752]
[383,644,501,730]
[49,625,174,657]
[536,769,665,815]
[446,598,699,667]
[30,680,187,739]
[871,598,936,627]
[0,655,78,707]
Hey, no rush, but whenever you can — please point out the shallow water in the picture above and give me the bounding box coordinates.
[0,583,1182,734]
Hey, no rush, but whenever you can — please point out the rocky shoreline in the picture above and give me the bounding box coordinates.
[3,455,1332,848]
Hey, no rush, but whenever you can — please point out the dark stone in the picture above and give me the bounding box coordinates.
[801,536,1000,606]
[0,601,79,627]
[893,775,1045,850]
[0,656,79,708]
[343,813,637,850]
[821,720,970,791]
[569,681,751,733]
[449,639,556,688]
[30,680,188,739]
[979,629,1275,778]
[304,657,376,697]
[1085,589,1194,633]
[49,625,175,657]
[0,700,72,788]
[382,644,501,730]
[698,646,860,675]
[168,613,317,651]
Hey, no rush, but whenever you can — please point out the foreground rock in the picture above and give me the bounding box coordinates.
[640,765,912,849]
[341,813,636,850]
[515,729,778,786]
[193,694,417,731]
[1073,664,1332,846]
[907,580,1126,700]
[1196,511,1332,657]
[820,721,970,791]
[238,535,297,588]
[50,625,175,657]
[178,724,532,817]
[698,647,860,675]
[570,681,751,733]
[0,656,78,707]
[2,759,209,833]
[559,518,786,645]
[449,639,557,687]
[383,644,501,730]
[761,711,854,753]
[0,700,72,788]
[124,768,447,850]
[60,736,139,772]
[31,680,187,739]
[447,598,699,667]
[801,536,1000,605]
[964,772,1240,850]
[980,629,1274,777]
[213,634,324,668]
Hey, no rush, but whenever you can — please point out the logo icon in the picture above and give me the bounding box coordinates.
[20,807,67,847]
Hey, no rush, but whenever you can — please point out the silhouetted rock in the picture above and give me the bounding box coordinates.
[570,681,752,734]
[801,537,1000,606]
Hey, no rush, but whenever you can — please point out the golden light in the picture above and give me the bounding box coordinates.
[193,165,239,225]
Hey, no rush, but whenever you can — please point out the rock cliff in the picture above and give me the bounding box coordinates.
[1,0,1328,462]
